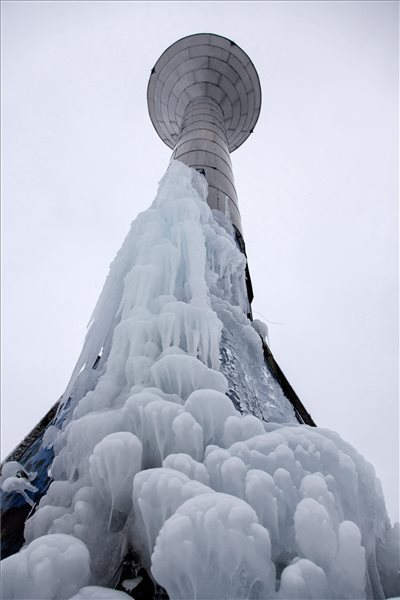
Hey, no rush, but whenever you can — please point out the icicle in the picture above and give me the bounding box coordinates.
[3,160,398,600]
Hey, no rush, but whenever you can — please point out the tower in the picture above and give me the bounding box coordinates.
[147,34,314,425]
[147,33,260,240]
[2,32,397,600]
[1,33,314,564]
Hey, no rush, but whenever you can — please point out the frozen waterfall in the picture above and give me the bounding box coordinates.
[1,161,398,600]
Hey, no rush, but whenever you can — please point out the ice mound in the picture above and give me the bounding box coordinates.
[185,389,237,446]
[150,353,228,399]
[0,534,90,599]
[277,558,330,599]
[0,474,38,507]
[1,460,38,506]
[41,424,61,449]
[89,432,142,518]
[69,587,132,599]
[162,453,210,485]
[3,160,398,599]
[131,467,212,569]
[1,460,37,481]
[151,492,275,600]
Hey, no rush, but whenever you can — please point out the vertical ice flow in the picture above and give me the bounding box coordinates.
[1,161,398,600]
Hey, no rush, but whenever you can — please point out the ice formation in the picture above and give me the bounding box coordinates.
[1,160,398,599]
[1,534,91,599]
[151,492,275,600]
[1,460,38,506]
[89,432,143,521]
[69,588,132,599]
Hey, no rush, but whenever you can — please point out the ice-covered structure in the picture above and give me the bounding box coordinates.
[1,160,398,599]
[1,32,399,600]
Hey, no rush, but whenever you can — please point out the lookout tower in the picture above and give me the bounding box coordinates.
[1,33,314,564]
[147,33,261,237]
[147,34,315,427]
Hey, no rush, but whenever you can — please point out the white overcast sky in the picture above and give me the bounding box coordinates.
[1,1,398,522]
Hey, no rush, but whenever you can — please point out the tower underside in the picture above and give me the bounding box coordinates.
[147,32,262,235]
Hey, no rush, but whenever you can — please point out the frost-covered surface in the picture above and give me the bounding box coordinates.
[1,534,91,599]
[1,460,38,506]
[69,587,132,599]
[1,161,398,599]
[42,425,62,450]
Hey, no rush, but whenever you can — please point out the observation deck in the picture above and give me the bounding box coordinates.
[147,33,262,234]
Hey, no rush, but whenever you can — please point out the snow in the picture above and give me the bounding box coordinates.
[251,318,269,344]
[2,160,398,599]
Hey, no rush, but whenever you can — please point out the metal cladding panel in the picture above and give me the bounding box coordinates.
[174,141,233,170]
[174,128,231,156]
[175,127,230,148]
[147,33,261,153]
[176,150,235,184]
[207,186,242,232]
[177,117,228,144]
[172,95,241,230]
[147,33,262,235]
[200,167,238,207]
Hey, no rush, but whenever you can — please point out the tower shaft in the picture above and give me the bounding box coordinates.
[147,33,262,239]
[172,97,241,232]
